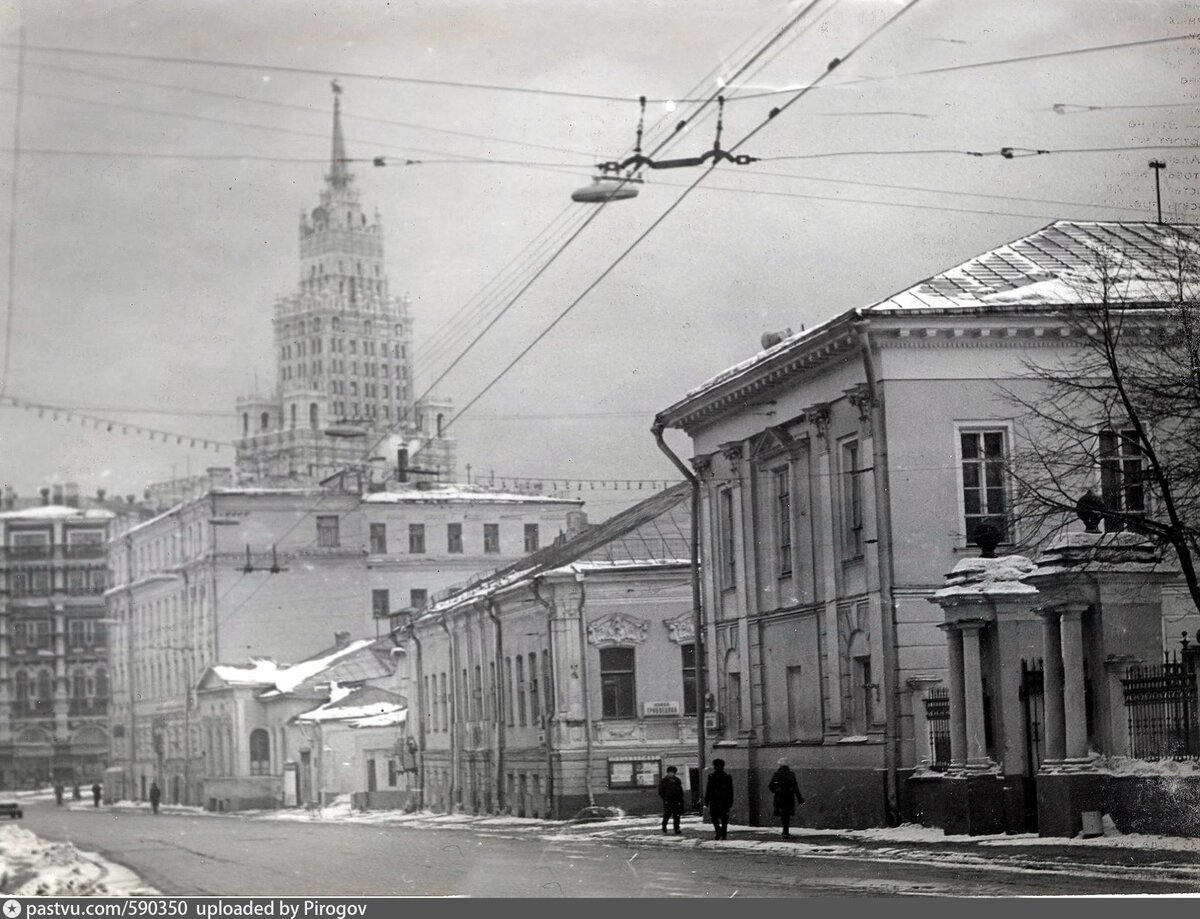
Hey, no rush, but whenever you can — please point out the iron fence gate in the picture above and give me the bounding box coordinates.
[1019,658,1045,775]
[1121,649,1199,760]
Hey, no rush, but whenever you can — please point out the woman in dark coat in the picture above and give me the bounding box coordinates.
[767,758,804,838]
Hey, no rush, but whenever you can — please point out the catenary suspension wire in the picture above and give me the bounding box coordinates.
[441,0,925,433]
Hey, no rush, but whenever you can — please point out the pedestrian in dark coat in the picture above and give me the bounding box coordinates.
[91,783,102,808]
[658,766,685,835]
[149,781,162,814]
[53,782,64,807]
[767,758,804,837]
[703,759,734,840]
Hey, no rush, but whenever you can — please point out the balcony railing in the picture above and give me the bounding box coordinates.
[63,544,105,559]
[5,545,52,560]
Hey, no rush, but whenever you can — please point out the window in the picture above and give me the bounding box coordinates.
[600,647,636,719]
[316,516,340,548]
[249,729,270,776]
[372,589,390,619]
[410,588,427,610]
[607,757,661,789]
[960,430,1009,544]
[1099,427,1146,531]
[529,652,539,724]
[424,676,432,733]
[516,656,527,727]
[72,669,87,700]
[774,465,792,577]
[409,524,425,554]
[484,524,500,554]
[505,658,514,727]
[681,643,698,717]
[524,524,540,553]
[834,441,861,558]
[473,665,483,721]
[447,523,463,554]
[439,673,448,732]
[369,523,387,554]
[719,489,736,588]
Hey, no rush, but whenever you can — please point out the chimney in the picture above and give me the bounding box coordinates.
[566,510,590,538]
[334,630,351,650]
[207,467,233,489]
[40,486,51,506]
[51,484,64,506]
[64,482,80,508]
[96,488,107,503]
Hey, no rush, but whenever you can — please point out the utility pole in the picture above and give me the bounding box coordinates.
[1149,160,1166,224]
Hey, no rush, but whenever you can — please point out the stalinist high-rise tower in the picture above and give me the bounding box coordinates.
[234,83,456,483]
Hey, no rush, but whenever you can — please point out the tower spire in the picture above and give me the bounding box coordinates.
[329,80,350,188]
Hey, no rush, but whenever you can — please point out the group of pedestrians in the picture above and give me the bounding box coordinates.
[52,782,106,808]
[658,757,805,841]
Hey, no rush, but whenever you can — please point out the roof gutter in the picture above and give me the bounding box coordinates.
[651,418,706,777]
[853,312,901,827]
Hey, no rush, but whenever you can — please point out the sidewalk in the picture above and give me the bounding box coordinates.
[569,816,1200,884]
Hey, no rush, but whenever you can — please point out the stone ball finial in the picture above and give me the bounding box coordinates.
[1076,490,1105,533]
[973,521,1002,558]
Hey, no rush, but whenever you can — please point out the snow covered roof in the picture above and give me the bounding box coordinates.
[211,639,378,694]
[932,555,1039,600]
[421,482,691,618]
[296,683,406,727]
[660,221,1200,426]
[0,505,115,521]
[362,485,581,506]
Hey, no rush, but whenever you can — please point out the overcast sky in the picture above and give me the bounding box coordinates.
[0,0,1194,516]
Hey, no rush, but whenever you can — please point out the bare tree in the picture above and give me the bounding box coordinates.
[1002,229,1200,615]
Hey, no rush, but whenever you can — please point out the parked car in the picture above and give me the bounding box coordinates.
[0,800,23,819]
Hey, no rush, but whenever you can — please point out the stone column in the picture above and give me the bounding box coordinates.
[960,622,992,769]
[1041,610,1066,764]
[943,624,967,769]
[1060,606,1089,762]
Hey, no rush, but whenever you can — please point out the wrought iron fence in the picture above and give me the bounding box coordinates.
[1020,658,1046,774]
[924,687,951,769]
[1122,648,1199,761]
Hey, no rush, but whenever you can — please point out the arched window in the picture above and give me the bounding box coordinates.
[249,728,270,775]
[14,670,28,705]
[309,403,318,430]
[72,668,87,700]
[436,413,445,437]
[260,412,269,432]
[96,668,109,700]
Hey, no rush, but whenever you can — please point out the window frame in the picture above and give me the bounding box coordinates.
[316,515,340,548]
[369,523,388,555]
[371,588,390,619]
[953,422,1015,547]
[840,438,865,560]
[1097,425,1148,532]
[718,488,736,590]
[447,523,463,554]
[483,523,500,555]
[408,523,426,554]
[524,523,540,553]
[599,646,637,719]
[773,464,793,578]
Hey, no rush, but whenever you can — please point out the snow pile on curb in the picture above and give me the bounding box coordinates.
[1089,755,1200,777]
[0,824,158,896]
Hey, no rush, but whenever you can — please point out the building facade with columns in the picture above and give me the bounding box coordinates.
[655,221,1199,831]
[398,483,697,818]
[233,84,455,485]
[105,476,581,806]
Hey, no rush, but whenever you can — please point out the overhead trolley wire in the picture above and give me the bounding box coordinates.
[441,0,926,434]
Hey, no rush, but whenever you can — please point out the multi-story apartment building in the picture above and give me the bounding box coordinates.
[233,85,455,484]
[0,484,151,788]
[106,472,582,805]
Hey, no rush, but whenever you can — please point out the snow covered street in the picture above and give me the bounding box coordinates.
[0,822,157,896]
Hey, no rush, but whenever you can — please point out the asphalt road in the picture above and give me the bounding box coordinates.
[20,802,1199,897]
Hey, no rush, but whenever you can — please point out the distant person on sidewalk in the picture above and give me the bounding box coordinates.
[704,759,733,841]
[767,758,804,838]
[53,782,65,807]
[149,781,162,814]
[658,766,685,835]
[92,783,102,807]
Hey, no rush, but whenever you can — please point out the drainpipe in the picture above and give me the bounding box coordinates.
[483,597,505,813]
[403,622,425,809]
[854,315,901,827]
[438,616,458,809]
[123,533,136,801]
[572,569,596,806]
[651,419,706,777]
[530,577,557,817]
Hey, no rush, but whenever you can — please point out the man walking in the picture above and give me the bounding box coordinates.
[658,765,685,835]
[91,783,102,808]
[704,759,733,841]
[149,781,162,815]
[767,758,804,838]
